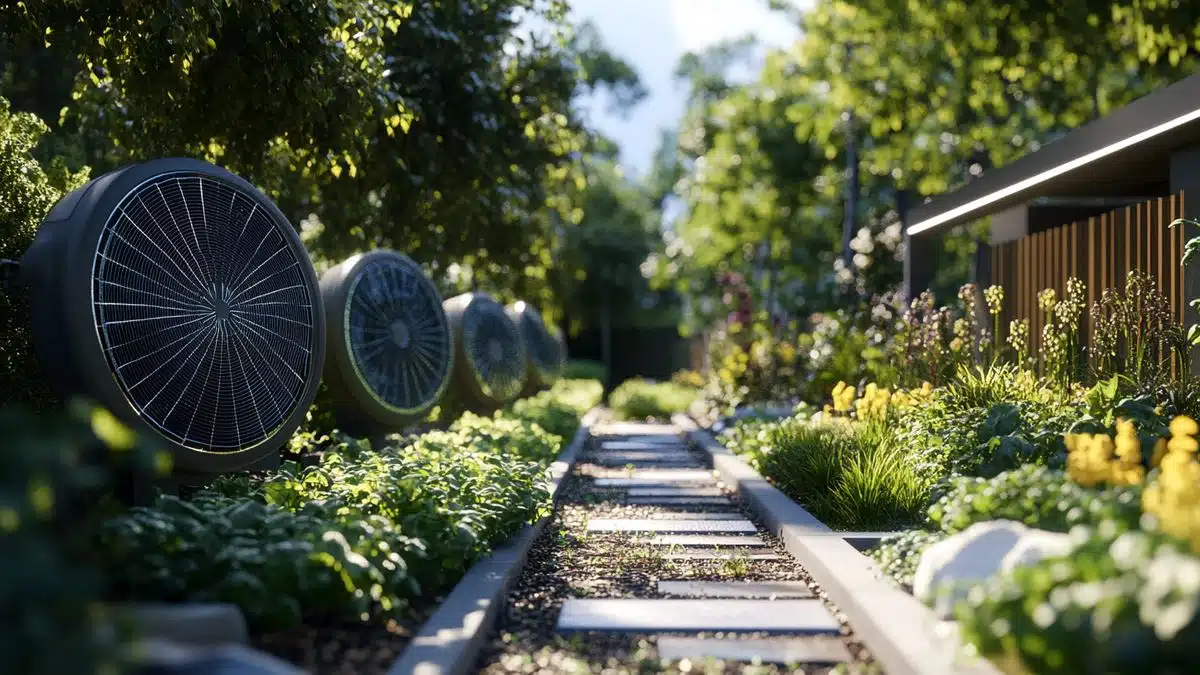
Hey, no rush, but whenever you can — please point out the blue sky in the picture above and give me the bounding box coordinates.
[569,0,809,176]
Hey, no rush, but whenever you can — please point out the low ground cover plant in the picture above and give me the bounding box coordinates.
[501,378,603,439]
[608,377,700,420]
[90,381,602,631]
[7,378,603,675]
[98,424,557,630]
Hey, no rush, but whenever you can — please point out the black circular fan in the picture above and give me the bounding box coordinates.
[506,301,564,395]
[444,292,527,411]
[320,250,453,436]
[19,158,325,475]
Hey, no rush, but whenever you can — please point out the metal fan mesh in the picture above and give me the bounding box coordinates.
[91,172,315,453]
[345,256,451,413]
[462,299,525,402]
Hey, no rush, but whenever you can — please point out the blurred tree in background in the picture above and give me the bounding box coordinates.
[0,2,650,323]
[654,0,1200,335]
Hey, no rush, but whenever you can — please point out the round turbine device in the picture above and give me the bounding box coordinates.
[320,250,453,436]
[443,292,527,412]
[19,158,326,475]
[505,300,564,395]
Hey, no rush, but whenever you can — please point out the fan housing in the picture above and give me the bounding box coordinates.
[320,250,453,436]
[19,158,326,475]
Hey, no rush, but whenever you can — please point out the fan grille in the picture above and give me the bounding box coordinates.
[91,172,315,453]
[462,299,525,402]
[345,255,451,413]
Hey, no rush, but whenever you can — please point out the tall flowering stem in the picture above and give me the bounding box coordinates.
[983,285,1004,364]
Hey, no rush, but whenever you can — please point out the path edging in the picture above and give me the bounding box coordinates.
[673,413,1002,675]
[386,408,600,675]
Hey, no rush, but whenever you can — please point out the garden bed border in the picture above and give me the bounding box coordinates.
[673,413,1002,675]
[386,407,600,675]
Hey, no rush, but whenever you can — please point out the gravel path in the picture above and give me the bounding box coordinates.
[474,418,882,674]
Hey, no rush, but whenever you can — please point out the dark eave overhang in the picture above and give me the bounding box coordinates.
[906,74,1200,237]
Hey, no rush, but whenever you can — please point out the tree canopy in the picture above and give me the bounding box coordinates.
[0,1,649,328]
[654,0,1200,331]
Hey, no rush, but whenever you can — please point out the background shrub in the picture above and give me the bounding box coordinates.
[563,359,607,383]
[608,378,700,420]
[0,97,89,411]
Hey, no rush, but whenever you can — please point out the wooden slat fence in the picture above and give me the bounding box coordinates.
[984,191,1187,374]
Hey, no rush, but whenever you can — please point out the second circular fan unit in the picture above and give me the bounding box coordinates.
[320,250,454,436]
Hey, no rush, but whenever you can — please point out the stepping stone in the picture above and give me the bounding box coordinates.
[135,639,307,674]
[625,496,730,506]
[656,637,851,665]
[657,580,813,598]
[587,519,757,533]
[594,470,716,487]
[663,549,783,561]
[628,487,725,498]
[625,435,687,445]
[601,440,687,451]
[594,457,698,468]
[593,423,679,436]
[585,449,691,458]
[556,598,840,635]
[639,512,743,520]
[125,603,248,646]
[640,535,767,548]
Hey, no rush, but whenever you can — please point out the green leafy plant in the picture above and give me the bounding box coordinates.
[2,401,168,675]
[894,365,1079,481]
[927,464,1144,536]
[563,360,608,383]
[0,96,90,410]
[91,389,594,633]
[869,530,947,590]
[956,528,1200,675]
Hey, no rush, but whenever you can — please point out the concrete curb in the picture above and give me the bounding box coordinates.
[387,407,600,675]
[673,413,1002,675]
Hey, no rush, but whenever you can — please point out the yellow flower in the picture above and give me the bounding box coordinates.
[1168,429,1200,455]
[1142,417,1200,552]
[1152,438,1169,469]
[1111,419,1145,486]
[831,381,853,413]
[1171,416,1199,437]
[1065,432,1129,487]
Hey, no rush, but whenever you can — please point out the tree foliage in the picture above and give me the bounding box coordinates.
[0,0,646,330]
[0,98,89,409]
[555,155,674,332]
[657,0,1200,333]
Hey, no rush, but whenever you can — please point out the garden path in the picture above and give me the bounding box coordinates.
[474,419,876,673]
